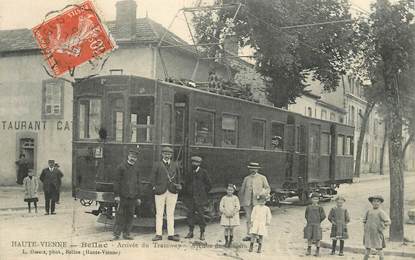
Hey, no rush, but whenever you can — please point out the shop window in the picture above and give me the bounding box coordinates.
[42,79,64,119]
[222,114,238,147]
[271,122,284,151]
[78,99,101,139]
[252,119,265,149]
[321,133,331,155]
[337,135,345,155]
[195,110,214,145]
[130,97,154,143]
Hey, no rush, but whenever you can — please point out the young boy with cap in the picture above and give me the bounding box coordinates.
[363,195,390,260]
[304,193,326,256]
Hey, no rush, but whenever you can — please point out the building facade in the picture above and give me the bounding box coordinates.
[0,0,232,187]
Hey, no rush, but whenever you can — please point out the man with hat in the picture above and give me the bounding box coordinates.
[151,145,182,242]
[184,156,211,240]
[40,159,63,215]
[238,162,270,241]
[112,147,141,240]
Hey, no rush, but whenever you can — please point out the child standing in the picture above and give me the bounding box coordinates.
[248,194,272,253]
[328,195,350,256]
[23,169,39,213]
[304,193,326,256]
[219,184,240,248]
[363,195,390,260]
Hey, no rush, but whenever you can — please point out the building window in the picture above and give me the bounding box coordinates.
[330,112,336,121]
[252,119,266,149]
[130,97,154,143]
[364,142,369,162]
[307,107,313,117]
[222,114,238,147]
[321,132,331,155]
[271,122,284,151]
[78,99,101,139]
[321,109,327,120]
[350,106,355,126]
[42,79,64,119]
[339,116,344,124]
[337,135,345,155]
[195,110,214,145]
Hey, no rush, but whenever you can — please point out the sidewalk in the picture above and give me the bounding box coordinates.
[0,186,74,212]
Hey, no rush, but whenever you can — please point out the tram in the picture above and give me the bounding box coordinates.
[72,74,354,226]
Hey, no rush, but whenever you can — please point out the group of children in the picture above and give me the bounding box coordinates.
[219,184,271,253]
[304,193,390,259]
[219,185,391,259]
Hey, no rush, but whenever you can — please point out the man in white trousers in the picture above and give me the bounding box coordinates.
[151,145,182,241]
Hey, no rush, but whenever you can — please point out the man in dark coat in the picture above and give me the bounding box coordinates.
[184,156,211,240]
[151,145,182,242]
[15,153,29,185]
[39,160,63,215]
[113,148,141,240]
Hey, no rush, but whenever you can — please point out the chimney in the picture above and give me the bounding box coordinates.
[115,0,137,40]
[223,35,238,56]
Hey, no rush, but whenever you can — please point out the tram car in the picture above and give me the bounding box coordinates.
[72,74,354,226]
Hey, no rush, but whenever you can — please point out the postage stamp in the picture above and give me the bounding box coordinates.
[32,0,116,76]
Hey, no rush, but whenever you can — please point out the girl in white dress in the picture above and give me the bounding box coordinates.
[249,194,272,253]
[219,184,240,248]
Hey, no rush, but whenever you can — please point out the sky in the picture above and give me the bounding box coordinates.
[0,0,377,42]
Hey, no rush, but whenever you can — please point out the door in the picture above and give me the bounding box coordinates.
[174,93,189,170]
[307,123,321,183]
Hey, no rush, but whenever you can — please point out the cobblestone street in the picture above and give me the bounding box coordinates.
[1,173,415,260]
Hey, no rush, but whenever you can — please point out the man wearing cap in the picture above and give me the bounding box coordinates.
[40,160,63,215]
[112,148,141,240]
[238,162,270,241]
[151,145,182,242]
[184,156,211,240]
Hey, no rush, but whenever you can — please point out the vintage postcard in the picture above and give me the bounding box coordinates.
[0,0,414,259]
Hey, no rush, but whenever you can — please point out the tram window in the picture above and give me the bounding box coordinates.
[345,136,354,155]
[296,126,306,153]
[114,111,124,142]
[271,122,284,151]
[252,119,265,149]
[321,133,331,155]
[337,135,345,155]
[195,110,214,145]
[130,97,154,143]
[162,104,172,144]
[222,115,238,147]
[78,99,101,139]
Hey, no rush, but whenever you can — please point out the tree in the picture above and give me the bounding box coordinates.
[356,0,415,241]
[191,0,356,107]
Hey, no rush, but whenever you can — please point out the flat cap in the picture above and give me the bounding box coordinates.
[191,156,202,162]
[48,160,55,164]
[368,195,384,203]
[128,145,140,155]
[161,146,174,153]
[247,162,261,169]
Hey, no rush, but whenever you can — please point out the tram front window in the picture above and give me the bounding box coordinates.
[130,97,154,143]
[78,99,101,139]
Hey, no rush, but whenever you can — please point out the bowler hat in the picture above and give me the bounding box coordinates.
[161,146,174,153]
[247,162,261,169]
[368,195,384,203]
[191,156,202,162]
[48,160,55,164]
[309,192,320,199]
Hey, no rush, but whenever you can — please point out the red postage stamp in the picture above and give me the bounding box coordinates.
[32,1,116,76]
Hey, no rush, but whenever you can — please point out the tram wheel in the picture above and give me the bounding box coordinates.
[80,199,93,206]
